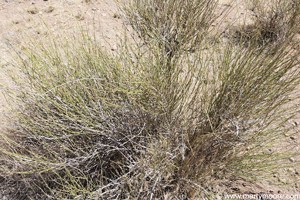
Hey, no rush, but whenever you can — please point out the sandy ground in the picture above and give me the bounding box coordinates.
[0,0,299,198]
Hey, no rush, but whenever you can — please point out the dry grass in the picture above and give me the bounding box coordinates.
[117,0,220,61]
[0,0,300,199]
[233,0,300,46]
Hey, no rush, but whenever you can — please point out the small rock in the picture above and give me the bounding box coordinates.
[290,136,296,140]
[111,45,117,51]
[27,7,38,14]
[262,149,272,154]
[289,157,295,162]
[44,6,55,13]
[12,20,19,24]
[113,13,120,19]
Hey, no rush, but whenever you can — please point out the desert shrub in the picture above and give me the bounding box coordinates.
[117,0,219,62]
[119,0,300,197]
[0,31,171,199]
[1,0,300,199]
[179,42,300,186]
[235,0,300,45]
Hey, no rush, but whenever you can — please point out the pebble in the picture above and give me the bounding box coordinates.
[289,157,295,162]
[290,136,296,140]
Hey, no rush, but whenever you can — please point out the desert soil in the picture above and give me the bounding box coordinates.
[0,0,299,198]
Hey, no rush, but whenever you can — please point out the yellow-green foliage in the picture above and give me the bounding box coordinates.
[0,0,300,199]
